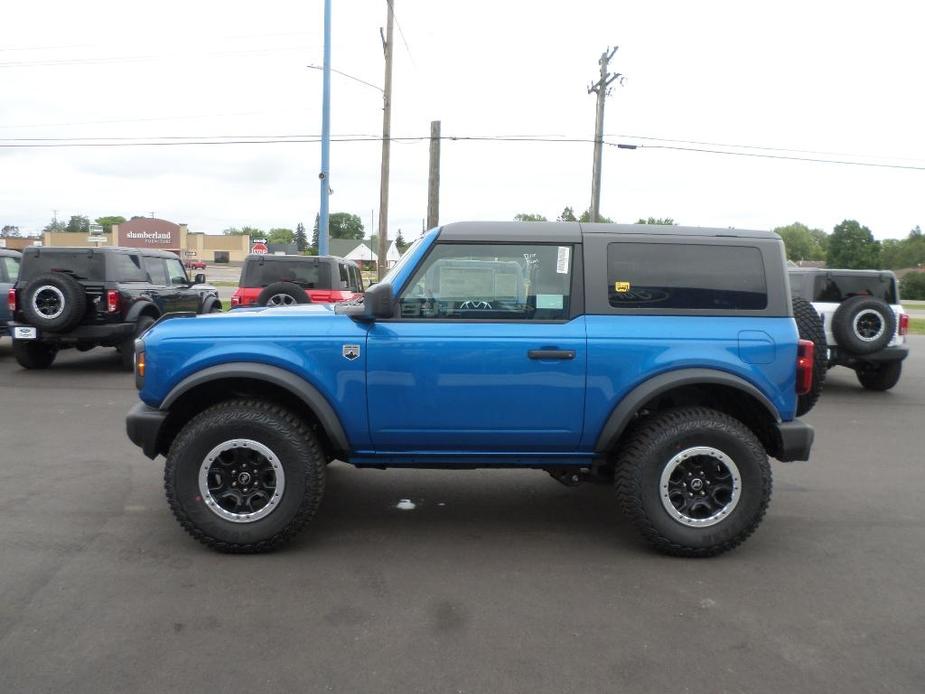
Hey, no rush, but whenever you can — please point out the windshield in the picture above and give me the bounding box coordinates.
[380,236,425,287]
[243,258,333,289]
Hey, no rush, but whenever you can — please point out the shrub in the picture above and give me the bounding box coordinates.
[900,271,925,300]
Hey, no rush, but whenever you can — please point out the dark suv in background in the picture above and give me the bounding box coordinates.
[0,249,22,337]
[230,254,364,307]
[7,247,222,370]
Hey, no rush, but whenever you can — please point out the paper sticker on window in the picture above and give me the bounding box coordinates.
[536,294,564,309]
[556,246,570,274]
[615,281,631,293]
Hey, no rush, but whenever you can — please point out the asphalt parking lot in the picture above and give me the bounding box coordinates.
[1,338,923,693]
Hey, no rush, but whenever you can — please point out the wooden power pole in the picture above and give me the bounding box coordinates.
[588,46,622,223]
[376,0,395,280]
[427,120,441,230]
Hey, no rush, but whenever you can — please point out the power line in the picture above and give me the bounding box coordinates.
[306,64,382,92]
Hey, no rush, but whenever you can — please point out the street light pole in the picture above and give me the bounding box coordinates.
[318,0,332,257]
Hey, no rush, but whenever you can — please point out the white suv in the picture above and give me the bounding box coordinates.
[789,269,910,390]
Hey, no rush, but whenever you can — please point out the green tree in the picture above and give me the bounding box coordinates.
[395,230,409,253]
[809,227,829,255]
[65,215,90,233]
[294,222,308,252]
[901,271,925,299]
[329,212,364,239]
[579,209,613,223]
[827,220,880,269]
[636,217,676,225]
[267,228,294,245]
[556,207,578,222]
[94,215,126,234]
[514,213,548,222]
[773,222,825,262]
[223,227,245,235]
[1,225,21,237]
[311,214,320,254]
[43,217,66,233]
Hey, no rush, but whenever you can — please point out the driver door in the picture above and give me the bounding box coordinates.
[366,241,586,453]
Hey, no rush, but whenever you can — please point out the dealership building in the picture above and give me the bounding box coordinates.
[36,217,252,262]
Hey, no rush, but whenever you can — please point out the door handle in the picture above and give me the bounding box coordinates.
[528,349,576,360]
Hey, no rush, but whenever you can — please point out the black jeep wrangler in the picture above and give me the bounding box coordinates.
[7,247,222,370]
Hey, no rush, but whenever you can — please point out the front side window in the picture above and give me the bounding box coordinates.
[165,258,188,285]
[398,243,573,320]
[607,242,767,311]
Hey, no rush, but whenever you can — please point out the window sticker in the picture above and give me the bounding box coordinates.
[556,246,570,274]
[536,294,564,309]
[615,281,631,293]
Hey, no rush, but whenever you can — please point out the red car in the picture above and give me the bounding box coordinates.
[230,254,364,307]
[186,260,207,270]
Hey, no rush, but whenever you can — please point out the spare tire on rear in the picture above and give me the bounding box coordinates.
[831,295,895,355]
[21,272,88,332]
[256,282,311,307]
[792,297,827,416]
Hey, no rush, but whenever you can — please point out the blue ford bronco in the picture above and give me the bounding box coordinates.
[126,222,815,556]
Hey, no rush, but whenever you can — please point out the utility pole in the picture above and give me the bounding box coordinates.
[426,120,441,230]
[376,0,394,280]
[588,46,622,223]
[318,0,333,257]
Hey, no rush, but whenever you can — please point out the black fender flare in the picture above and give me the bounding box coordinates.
[201,296,222,313]
[125,300,160,323]
[161,362,350,456]
[594,368,781,453]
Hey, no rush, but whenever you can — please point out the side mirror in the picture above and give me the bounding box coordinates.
[365,282,393,319]
[194,273,206,284]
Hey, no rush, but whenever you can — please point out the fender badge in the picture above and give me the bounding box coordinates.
[342,344,360,360]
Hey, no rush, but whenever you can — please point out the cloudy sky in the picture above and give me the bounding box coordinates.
[2,0,923,241]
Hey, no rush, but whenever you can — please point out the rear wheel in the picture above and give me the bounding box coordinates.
[164,399,326,552]
[856,361,902,391]
[256,282,311,307]
[615,407,772,557]
[13,340,58,370]
[21,272,88,332]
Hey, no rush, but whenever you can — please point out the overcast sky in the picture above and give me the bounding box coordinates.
[2,0,923,241]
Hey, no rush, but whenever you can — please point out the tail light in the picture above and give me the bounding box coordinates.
[7,288,15,313]
[231,294,241,307]
[796,339,814,396]
[106,289,120,313]
[898,313,909,336]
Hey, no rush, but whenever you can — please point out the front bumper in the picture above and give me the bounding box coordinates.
[7,321,135,344]
[126,402,168,459]
[772,419,814,462]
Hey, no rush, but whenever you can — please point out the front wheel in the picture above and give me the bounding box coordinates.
[164,399,326,552]
[615,407,772,557]
[856,361,902,391]
[12,340,58,369]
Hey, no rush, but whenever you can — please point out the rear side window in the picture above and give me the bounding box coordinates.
[243,259,332,289]
[1,256,19,283]
[144,257,168,286]
[607,243,767,311]
[812,274,897,304]
[21,251,105,282]
[110,254,147,282]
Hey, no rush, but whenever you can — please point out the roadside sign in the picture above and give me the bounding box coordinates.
[32,241,43,247]
[87,235,106,244]
[184,250,198,257]
[251,241,269,255]
[88,223,104,235]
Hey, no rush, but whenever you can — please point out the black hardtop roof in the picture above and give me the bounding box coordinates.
[0,248,22,257]
[437,221,780,242]
[245,254,354,264]
[788,267,897,278]
[21,246,181,259]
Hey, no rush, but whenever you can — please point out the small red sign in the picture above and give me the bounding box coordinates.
[251,241,268,255]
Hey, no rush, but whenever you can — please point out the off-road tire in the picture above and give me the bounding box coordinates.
[164,399,325,553]
[614,407,772,558]
[256,282,311,307]
[21,272,87,332]
[832,295,895,355]
[12,340,58,370]
[856,361,902,391]
[118,315,156,371]
[792,297,827,416]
